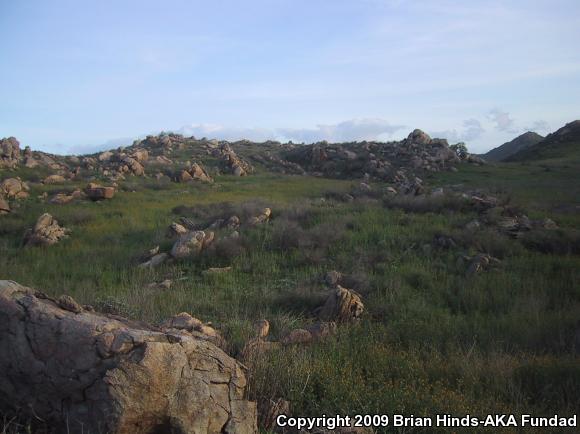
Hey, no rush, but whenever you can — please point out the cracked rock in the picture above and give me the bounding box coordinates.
[0,280,257,434]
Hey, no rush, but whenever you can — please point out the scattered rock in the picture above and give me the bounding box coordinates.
[254,319,270,339]
[147,279,172,290]
[203,266,233,275]
[1,178,29,199]
[317,286,364,323]
[281,328,313,345]
[138,252,169,269]
[324,270,343,287]
[0,137,20,168]
[541,218,558,230]
[49,189,84,205]
[171,230,215,259]
[85,183,115,200]
[24,213,69,246]
[248,208,272,226]
[465,253,502,276]
[0,280,257,434]
[43,174,67,184]
[167,222,189,238]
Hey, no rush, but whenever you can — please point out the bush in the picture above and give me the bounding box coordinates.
[521,229,580,255]
[384,194,470,214]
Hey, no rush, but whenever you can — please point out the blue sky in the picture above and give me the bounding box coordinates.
[1,0,579,154]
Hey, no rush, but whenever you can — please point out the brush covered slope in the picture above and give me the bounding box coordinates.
[483,131,544,162]
[1,126,579,434]
[505,120,580,162]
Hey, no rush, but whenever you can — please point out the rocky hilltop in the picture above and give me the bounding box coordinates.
[505,120,580,161]
[0,129,483,204]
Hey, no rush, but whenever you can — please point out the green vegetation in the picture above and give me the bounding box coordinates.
[1,156,579,434]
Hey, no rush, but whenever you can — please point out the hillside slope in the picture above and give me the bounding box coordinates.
[483,131,544,161]
[506,120,580,162]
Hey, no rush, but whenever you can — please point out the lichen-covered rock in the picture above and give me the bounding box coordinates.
[0,281,258,434]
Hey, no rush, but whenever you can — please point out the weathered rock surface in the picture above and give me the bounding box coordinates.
[50,189,84,205]
[0,281,258,434]
[248,208,272,226]
[0,196,9,214]
[24,213,69,246]
[171,230,215,259]
[317,286,364,323]
[0,137,20,168]
[1,177,29,199]
[215,144,254,176]
[43,174,67,184]
[85,182,116,200]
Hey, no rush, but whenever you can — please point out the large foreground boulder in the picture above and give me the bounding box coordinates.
[0,281,257,434]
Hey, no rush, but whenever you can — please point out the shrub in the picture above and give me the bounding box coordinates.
[521,229,580,255]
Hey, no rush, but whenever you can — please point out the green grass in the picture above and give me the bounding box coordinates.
[1,161,579,434]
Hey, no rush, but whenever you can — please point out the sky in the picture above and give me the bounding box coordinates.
[1,0,579,155]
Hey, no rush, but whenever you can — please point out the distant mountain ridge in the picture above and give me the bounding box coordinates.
[506,120,580,161]
[483,131,544,162]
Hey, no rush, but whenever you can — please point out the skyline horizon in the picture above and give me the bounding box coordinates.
[2,0,579,155]
[11,116,575,157]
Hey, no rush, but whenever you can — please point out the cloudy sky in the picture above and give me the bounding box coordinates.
[1,0,579,154]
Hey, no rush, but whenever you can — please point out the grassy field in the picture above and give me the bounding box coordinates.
[1,159,579,433]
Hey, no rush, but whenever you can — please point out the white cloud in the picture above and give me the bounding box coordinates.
[429,118,485,144]
[177,118,406,143]
[276,118,406,143]
[176,124,274,142]
[488,109,517,133]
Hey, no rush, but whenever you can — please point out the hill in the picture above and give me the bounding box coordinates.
[1,126,580,433]
[506,120,580,161]
[483,131,544,161]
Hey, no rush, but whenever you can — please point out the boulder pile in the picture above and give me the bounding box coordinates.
[215,143,254,176]
[179,162,213,183]
[24,213,69,246]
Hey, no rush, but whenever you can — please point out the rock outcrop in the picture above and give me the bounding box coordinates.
[171,230,215,259]
[0,137,20,168]
[0,281,258,434]
[215,144,254,176]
